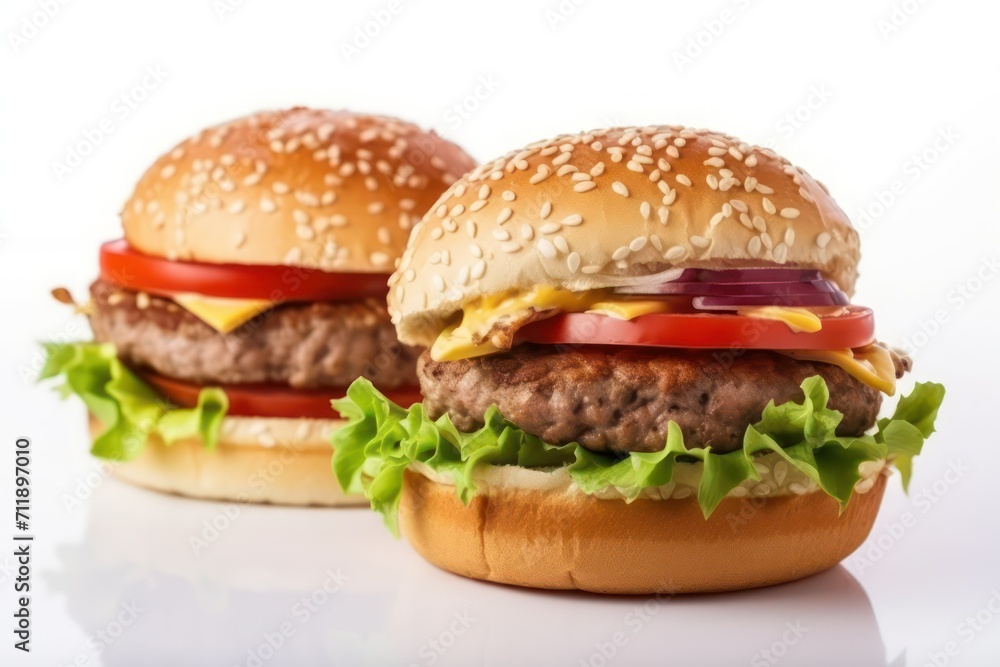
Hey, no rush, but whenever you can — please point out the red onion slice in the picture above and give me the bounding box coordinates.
[693,292,849,309]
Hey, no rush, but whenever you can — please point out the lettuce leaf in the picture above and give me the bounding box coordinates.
[332,375,945,535]
[40,342,228,461]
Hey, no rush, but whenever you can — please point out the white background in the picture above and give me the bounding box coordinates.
[1,0,999,665]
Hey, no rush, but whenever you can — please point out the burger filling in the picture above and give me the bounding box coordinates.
[88,280,419,389]
[417,345,893,455]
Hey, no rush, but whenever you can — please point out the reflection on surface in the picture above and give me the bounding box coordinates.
[49,478,891,666]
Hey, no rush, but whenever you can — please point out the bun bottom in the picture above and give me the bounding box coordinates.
[399,468,886,594]
[88,415,364,507]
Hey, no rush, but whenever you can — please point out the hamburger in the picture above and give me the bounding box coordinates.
[41,107,475,506]
[332,125,945,593]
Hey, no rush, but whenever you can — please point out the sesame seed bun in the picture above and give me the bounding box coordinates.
[399,467,886,594]
[122,107,476,272]
[90,414,365,506]
[389,126,859,347]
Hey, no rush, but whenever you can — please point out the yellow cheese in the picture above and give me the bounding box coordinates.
[172,294,276,333]
[779,344,897,395]
[431,286,674,361]
[737,306,823,333]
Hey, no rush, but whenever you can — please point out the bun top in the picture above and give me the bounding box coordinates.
[121,107,476,272]
[389,125,860,346]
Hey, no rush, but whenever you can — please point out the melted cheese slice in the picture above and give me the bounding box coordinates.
[737,306,823,333]
[173,294,276,333]
[779,344,897,395]
[430,286,674,361]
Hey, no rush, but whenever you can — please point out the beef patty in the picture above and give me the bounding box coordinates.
[418,344,885,454]
[89,280,420,389]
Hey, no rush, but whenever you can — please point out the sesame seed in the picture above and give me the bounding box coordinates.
[228,200,245,214]
[760,232,774,250]
[676,174,692,187]
[160,164,176,179]
[431,228,444,240]
[368,202,385,215]
[557,164,578,177]
[612,181,629,197]
[665,245,686,260]
[521,224,535,240]
[666,145,680,159]
[708,147,727,156]
[662,190,677,205]
[296,225,315,240]
[492,228,511,241]
[450,204,466,216]
[773,243,789,263]
[537,239,557,258]
[612,246,630,261]
[562,214,583,226]
[567,252,581,273]
[574,181,597,193]
[471,260,487,279]
[780,208,800,219]
[553,236,569,253]
[784,228,795,246]
[707,174,719,190]
[540,202,552,219]
[469,243,483,258]
[293,209,309,225]
[762,198,776,215]
[539,222,560,234]
[330,214,348,227]
[630,236,647,252]
[273,181,290,194]
[552,152,572,166]
[478,184,491,200]
[748,237,762,257]
[745,155,758,168]
[690,235,710,248]
[436,204,448,218]
[469,200,487,212]
[752,216,766,232]
[590,162,605,177]
[502,190,516,201]
[730,199,748,213]
[497,207,513,224]
[466,220,477,237]
[259,198,277,213]
[433,275,445,292]
[755,184,774,195]
[722,203,733,217]
[704,157,725,168]
[232,231,246,248]
[571,173,592,182]
[710,212,724,227]
[378,227,392,245]
[627,161,644,173]
[501,241,522,253]
[457,266,470,286]
[657,207,669,224]
[816,232,832,248]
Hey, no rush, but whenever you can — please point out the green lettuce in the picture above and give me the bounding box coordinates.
[39,342,228,461]
[332,376,944,535]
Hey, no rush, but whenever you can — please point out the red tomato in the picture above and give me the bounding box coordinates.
[140,372,421,419]
[514,306,876,351]
[99,239,389,301]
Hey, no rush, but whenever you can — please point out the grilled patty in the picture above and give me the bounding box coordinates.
[88,280,420,389]
[418,344,884,454]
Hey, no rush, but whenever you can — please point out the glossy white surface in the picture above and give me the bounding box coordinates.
[2,0,999,664]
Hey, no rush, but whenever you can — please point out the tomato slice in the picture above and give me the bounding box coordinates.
[139,372,421,419]
[100,239,389,301]
[514,306,875,351]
